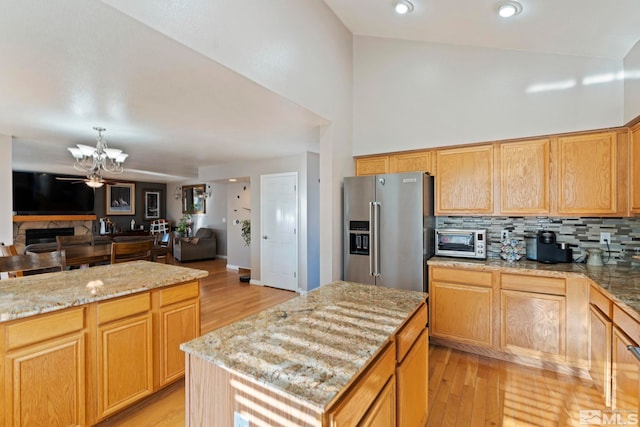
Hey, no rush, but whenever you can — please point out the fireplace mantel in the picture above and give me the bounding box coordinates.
[13,215,97,223]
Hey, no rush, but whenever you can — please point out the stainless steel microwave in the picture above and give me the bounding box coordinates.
[435,229,487,259]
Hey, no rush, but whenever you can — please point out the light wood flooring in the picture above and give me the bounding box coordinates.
[96,257,607,427]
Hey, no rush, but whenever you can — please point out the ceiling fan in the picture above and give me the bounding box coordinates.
[55,172,123,188]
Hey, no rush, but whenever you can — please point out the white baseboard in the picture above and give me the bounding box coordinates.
[250,279,263,286]
[226,264,239,271]
[217,255,228,260]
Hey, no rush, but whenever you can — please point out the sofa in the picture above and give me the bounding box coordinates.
[173,228,217,262]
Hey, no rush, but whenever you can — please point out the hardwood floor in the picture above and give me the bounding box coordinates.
[96,257,607,427]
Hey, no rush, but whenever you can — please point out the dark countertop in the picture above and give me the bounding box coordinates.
[428,257,640,323]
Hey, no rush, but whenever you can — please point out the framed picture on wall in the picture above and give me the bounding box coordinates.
[106,183,135,215]
[144,189,161,220]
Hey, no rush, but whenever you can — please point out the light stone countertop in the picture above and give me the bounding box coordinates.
[180,281,426,411]
[0,261,208,322]
[428,256,640,322]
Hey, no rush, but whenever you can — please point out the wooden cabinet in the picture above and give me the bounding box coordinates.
[499,138,550,214]
[612,326,639,411]
[327,342,396,426]
[355,155,389,176]
[389,151,432,174]
[359,377,396,427]
[630,123,640,213]
[557,131,618,215]
[1,308,86,427]
[95,293,154,420]
[157,281,200,386]
[435,145,494,215]
[430,267,493,346]
[397,329,428,427]
[590,304,612,406]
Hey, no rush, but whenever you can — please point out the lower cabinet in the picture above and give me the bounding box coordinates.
[589,304,612,406]
[95,293,154,420]
[1,307,86,427]
[397,329,428,427]
[359,377,396,427]
[430,267,493,347]
[612,327,639,411]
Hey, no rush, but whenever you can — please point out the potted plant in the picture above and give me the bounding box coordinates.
[175,205,196,237]
[240,219,251,246]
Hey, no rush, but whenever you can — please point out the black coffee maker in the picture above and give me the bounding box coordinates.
[537,230,572,263]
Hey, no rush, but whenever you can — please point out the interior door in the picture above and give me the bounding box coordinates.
[260,172,298,291]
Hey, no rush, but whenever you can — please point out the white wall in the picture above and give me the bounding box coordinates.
[0,135,13,245]
[625,40,640,123]
[167,181,227,257]
[199,152,320,292]
[104,0,353,285]
[227,182,251,270]
[354,36,624,155]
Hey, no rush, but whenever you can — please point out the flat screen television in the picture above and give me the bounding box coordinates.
[13,171,95,215]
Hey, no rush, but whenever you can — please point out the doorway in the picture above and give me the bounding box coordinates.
[260,172,298,291]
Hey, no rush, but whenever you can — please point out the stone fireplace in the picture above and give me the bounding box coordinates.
[13,219,93,253]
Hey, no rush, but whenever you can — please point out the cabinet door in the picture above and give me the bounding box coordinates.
[500,139,550,214]
[5,333,85,427]
[355,156,389,176]
[630,124,640,213]
[612,327,640,411]
[435,145,494,215]
[557,131,617,214]
[430,281,492,346]
[359,377,396,427]
[589,304,612,406]
[501,290,565,360]
[390,151,432,174]
[396,329,428,427]
[97,313,153,419]
[159,299,200,386]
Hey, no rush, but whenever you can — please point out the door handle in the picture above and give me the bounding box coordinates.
[263,235,268,240]
[628,345,640,362]
[369,202,374,276]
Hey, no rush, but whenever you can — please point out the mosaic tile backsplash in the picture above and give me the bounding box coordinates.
[436,216,640,266]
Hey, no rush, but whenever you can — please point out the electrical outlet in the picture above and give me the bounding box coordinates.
[501,230,509,241]
[600,232,611,244]
[234,412,249,427]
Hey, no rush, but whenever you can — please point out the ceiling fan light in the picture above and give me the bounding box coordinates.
[115,153,128,163]
[85,179,104,188]
[498,1,522,18]
[394,0,414,15]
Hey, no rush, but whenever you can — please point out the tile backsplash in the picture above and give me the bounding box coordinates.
[436,216,640,265]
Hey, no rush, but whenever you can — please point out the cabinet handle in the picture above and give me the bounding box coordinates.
[628,345,640,362]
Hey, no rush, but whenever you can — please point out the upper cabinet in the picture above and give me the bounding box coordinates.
[499,139,550,215]
[355,155,389,176]
[355,151,433,176]
[389,151,433,174]
[556,131,621,215]
[435,145,494,215]
[630,123,640,213]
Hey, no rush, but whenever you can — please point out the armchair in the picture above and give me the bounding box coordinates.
[173,228,217,262]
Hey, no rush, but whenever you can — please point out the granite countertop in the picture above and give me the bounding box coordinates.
[180,281,426,411]
[428,256,640,321]
[0,261,208,322]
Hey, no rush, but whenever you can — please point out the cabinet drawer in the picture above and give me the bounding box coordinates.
[98,292,150,325]
[328,341,396,426]
[501,273,565,295]
[396,304,427,363]
[431,267,492,287]
[159,281,199,307]
[6,307,85,351]
[613,304,640,343]
[590,285,612,318]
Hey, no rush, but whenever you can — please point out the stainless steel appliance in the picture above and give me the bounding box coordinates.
[536,230,572,263]
[343,172,434,292]
[435,229,487,259]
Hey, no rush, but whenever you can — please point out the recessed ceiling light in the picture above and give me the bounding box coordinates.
[229,178,237,182]
[498,1,523,18]
[394,0,414,15]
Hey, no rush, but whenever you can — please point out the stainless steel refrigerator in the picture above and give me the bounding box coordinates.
[343,172,435,292]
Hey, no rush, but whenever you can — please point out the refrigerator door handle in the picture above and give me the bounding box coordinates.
[369,202,375,276]
[373,201,381,277]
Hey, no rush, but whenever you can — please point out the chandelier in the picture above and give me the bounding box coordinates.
[67,127,128,175]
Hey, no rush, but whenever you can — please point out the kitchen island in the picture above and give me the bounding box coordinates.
[0,261,207,426]
[181,281,428,427]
